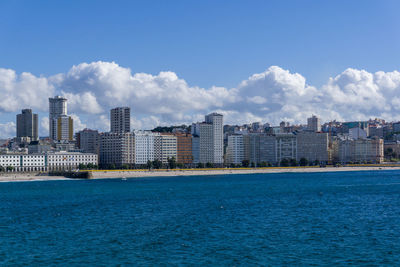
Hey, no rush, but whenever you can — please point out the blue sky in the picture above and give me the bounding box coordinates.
[1,0,400,137]
[2,0,400,87]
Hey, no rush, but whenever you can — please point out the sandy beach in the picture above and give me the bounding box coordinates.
[1,166,400,182]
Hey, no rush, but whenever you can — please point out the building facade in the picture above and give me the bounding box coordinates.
[275,133,297,163]
[226,134,244,164]
[191,113,224,164]
[47,152,98,171]
[49,96,67,140]
[307,115,321,132]
[296,131,329,163]
[205,113,224,164]
[16,109,38,141]
[192,122,213,164]
[159,133,177,164]
[77,129,100,154]
[110,107,130,133]
[99,132,135,167]
[56,115,73,141]
[174,132,192,165]
[338,138,384,163]
[133,130,157,165]
[0,154,46,172]
[0,152,97,172]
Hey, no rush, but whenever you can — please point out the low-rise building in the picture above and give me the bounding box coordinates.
[47,152,98,171]
[0,154,45,172]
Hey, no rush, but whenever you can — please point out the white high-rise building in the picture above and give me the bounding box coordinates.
[226,134,244,164]
[307,115,321,132]
[110,107,130,133]
[191,113,224,164]
[49,96,73,141]
[49,96,67,140]
[56,115,74,141]
[159,134,177,164]
[205,113,224,164]
[134,130,158,165]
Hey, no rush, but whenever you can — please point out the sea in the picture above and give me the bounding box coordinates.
[1,171,400,266]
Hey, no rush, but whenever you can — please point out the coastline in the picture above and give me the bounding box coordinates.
[1,166,400,182]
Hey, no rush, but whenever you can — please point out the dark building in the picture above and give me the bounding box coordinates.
[16,109,38,141]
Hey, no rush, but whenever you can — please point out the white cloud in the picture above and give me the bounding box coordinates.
[70,114,86,132]
[40,117,49,137]
[0,122,15,139]
[0,69,54,112]
[61,91,102,114]
[1,62,400,138]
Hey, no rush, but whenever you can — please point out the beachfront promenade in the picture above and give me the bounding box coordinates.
[1,165,400,182]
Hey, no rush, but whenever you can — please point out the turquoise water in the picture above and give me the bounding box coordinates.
[1,171,400,266]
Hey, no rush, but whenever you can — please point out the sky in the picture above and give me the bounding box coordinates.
[1,0,400,138]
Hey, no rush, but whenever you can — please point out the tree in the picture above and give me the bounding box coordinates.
[177,163,184,169]
[206,162,214,168]
[250,162,255,168]
[108,164,116,170]
[0,166,4,172]
[87,163,95,169]
[6,166,14,172]
[79,163,87,170]
[147,160,153,170]
[153,159,162,169]
[259,161,267,167]
[168,157,177,169]
[280,159,289,167]
[314,159,320,166]
[197,163,204,168]
[121,164,129,169]
[299,158,308,166]
[242,160,250,167]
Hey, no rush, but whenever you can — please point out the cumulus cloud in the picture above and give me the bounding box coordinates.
[62,91,102,114]
[320,68,400,121]
[0,122,16,139]
[40,117,49,137]
[1,61,400,138]
[0,69,54,112]
[70,114,87,132]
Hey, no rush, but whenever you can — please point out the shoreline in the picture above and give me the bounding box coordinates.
[1,166,400,182]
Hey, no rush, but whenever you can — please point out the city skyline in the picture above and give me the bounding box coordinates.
[6,99,400,140]
[2,64,400,139]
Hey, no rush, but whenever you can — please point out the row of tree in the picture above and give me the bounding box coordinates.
[240,158,322,168]
[0,166,14,172]
[78,163,98,170]
[385,148,399,162]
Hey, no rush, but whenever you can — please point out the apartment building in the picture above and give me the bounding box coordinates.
[174,132,192,165]
[99,132,135,167]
